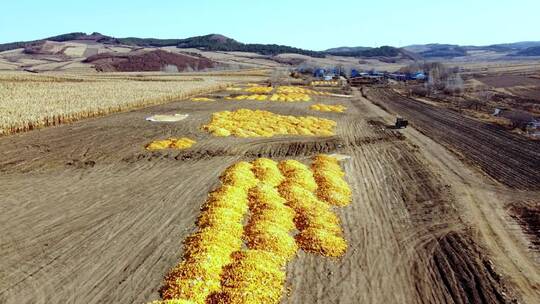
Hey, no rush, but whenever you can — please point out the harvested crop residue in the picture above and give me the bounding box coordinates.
[146,138,196,151]
[155,155,351,304]
[202,109,336,137]
[507,201,540,249]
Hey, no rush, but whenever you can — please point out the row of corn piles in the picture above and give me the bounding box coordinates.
[224,94,268,101]
[276,86,331,96]
[202,109,336,138]
[225,93,310,102]
[209,158,295,303]
[158,162,258,303]
[312,155,352,207]
[310,104,347,113]
[220,85,335,103]
[244,86,273,94]
[277,159,348,257]
[154,155,351,303]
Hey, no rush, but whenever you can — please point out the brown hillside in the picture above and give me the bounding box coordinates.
[83,50,217,72]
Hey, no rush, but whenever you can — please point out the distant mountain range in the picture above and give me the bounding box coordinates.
[402,42,540,58]
[327,42,540,58]
[1,32,540,59]
[0,32,324,58]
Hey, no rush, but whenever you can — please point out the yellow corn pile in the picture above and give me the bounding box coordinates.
[145,138,196,151]
[191,97,215,102]
[278,158,348,257]
[156,155,351,304]
[268,92,311,102]
[276,85,331,96]
[251,158,285,187]
[244,86,273,94]
[310,104,347,113]
[202,109,336,138]
[312,154,352,207]
[160,162,257,303]
[225,93,309,102]
[224,94,269,101]
[311,80,339,86]
[209,250,287,303]
[219,85,337,103]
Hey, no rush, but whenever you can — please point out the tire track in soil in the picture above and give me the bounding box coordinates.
[285,94,512,303]
[364,87,540,190]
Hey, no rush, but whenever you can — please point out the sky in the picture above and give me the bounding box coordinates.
[1,0,538,50]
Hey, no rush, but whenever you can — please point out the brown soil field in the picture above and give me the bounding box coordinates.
[364,87,540,190]
[478,75,540,88]
[507,202,540,250]
[83,50,216,72]
[507,87,540,101]
[1,83,539,304]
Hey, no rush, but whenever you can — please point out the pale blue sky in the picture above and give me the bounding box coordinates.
[1,0,538,50]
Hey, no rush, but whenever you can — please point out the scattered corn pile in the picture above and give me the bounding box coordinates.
[310,104,347,113]
[191,97,216,102]
[154,155,351,304]
[202,109,336,138]
[311,80,339,86]
[145,138,196,151]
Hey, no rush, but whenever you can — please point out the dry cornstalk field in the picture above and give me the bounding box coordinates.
[0,71,268,135]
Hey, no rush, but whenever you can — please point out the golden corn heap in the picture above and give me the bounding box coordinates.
[244,86,273,94]
[276,86,330,96]
[310,104,347,113]
[191,97,216,102]
[155,155,352,304]
[201,109,336,138]
[311,80,339,86]
[222,85,333,103]
[311,154,353,207]
[145,138,196,151]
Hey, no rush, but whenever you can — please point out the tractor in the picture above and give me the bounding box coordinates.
[395,117,408,129]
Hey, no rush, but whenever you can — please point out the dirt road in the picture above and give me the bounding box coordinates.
[0,87,537,303]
